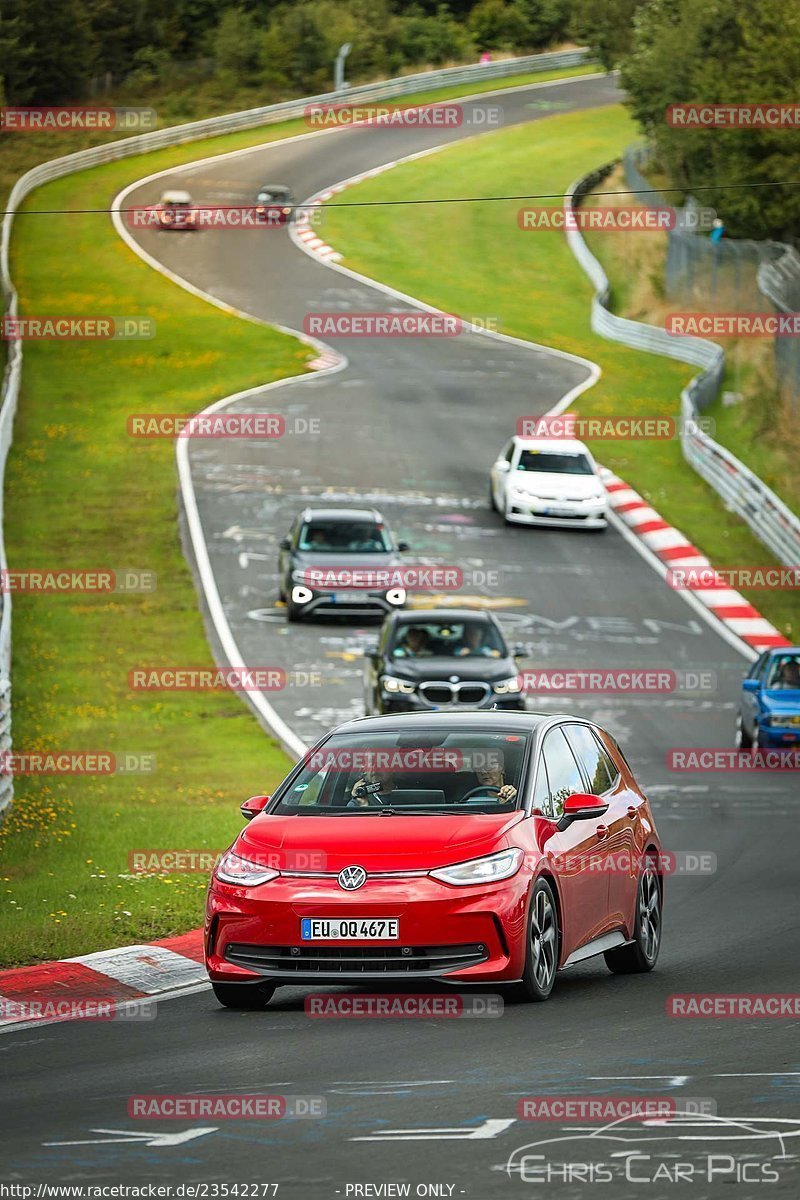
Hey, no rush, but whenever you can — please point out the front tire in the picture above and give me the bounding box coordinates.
[211,982,276,1010]
[489,481,498,512]
[286,600,303,623]
[516,878,559,1001]
[735,714,753,749]
[605,854,661,974]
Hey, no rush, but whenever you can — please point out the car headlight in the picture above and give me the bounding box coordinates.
[493,675,521,694]
[215,850,279,886]
[382,675,415,694]
[430,847,524,886]
[281,206,292,215]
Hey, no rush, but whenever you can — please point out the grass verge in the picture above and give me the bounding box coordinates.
[0,133,319,967]
[319,104,798,638]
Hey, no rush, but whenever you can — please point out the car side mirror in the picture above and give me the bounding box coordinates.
[397,540,409,552]
[513,642,527,658]
[557,792,609,832]
[279,537,291,551]
[363,641,380,659]
[742,678,759,693]
[496,460,511,471]
[241,794,270,821]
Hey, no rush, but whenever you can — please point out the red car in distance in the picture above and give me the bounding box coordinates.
[205,711,664,1008]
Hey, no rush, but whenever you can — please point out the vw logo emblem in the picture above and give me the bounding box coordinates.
[338,865,367,891]
[449,675,459,683]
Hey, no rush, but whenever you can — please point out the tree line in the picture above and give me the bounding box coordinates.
[2,0,796,239]
[574,0,800,240]
[0,1,573,105]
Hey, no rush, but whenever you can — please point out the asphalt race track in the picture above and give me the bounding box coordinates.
[2,72,799,1198]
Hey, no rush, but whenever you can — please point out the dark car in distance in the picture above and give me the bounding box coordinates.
[364,609,526,715]
[278,507,409,622]
[255,184,296,225]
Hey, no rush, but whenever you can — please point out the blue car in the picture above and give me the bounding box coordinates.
[737,648,800,748]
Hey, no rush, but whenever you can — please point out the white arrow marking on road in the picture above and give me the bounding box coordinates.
[238,551,272,568]
[222,525,269,543]
[44,1127,217,1148]
[352,1117,516,1141]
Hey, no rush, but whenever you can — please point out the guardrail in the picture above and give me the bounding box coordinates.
[565,161,800,570]
[0,47,594,816]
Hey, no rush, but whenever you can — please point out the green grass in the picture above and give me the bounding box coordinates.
[0,145,314,967]
[320,104,798,638]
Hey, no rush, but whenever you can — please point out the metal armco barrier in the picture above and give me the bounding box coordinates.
[0,48,593,816]
[564,162,800,572]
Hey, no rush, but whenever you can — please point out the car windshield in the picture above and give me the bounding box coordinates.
[257,190,288,202]
[517,450,593,475]
[298,521,392,552]
[271,731,529,815]
[390,620,505,659]
[765,652,800,689]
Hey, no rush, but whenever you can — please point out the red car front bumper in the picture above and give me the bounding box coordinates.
[205,871,532,986]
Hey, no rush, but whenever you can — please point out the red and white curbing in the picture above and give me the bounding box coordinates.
[293,188,344,263]
[294,161,409,265]
[0,929,205,1030]
[602,468,791,651]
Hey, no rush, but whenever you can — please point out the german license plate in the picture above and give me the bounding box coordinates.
[301,918,399,940]
[330,592,364,603]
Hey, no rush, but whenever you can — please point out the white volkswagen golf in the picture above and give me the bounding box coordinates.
[490,435,608,529]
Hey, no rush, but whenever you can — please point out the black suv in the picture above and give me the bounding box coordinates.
[364,609,526,714]
[278,507,409,622]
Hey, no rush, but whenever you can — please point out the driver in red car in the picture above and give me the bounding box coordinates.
[474,760,517,804]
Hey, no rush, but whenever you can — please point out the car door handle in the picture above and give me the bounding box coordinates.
[627,806,638,820]
[596,824,609,839]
